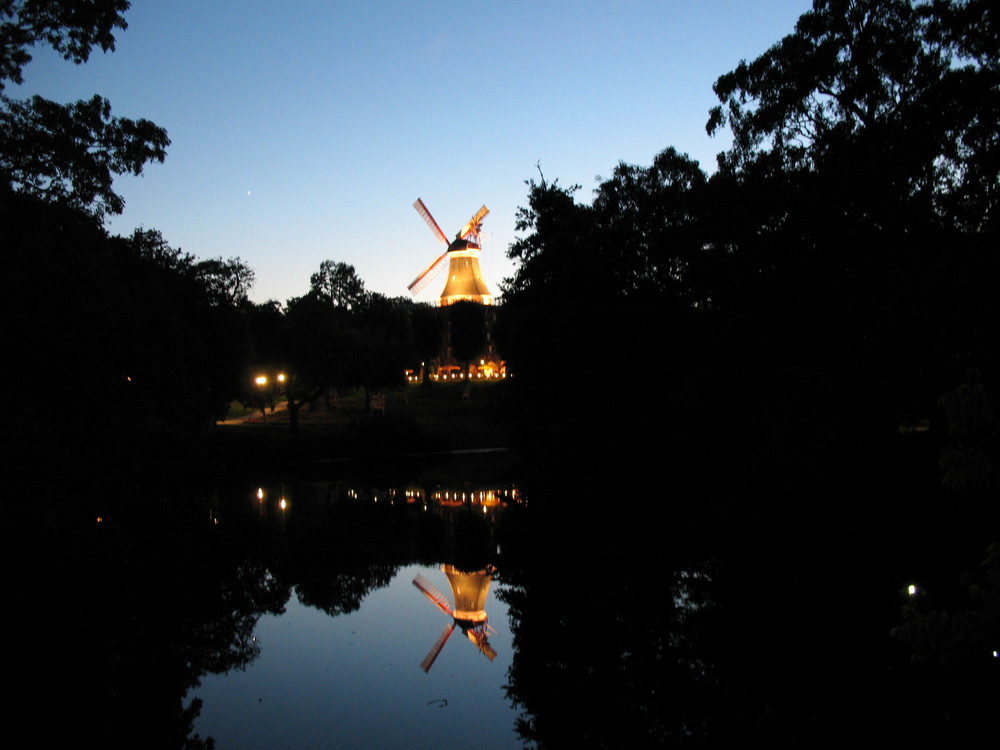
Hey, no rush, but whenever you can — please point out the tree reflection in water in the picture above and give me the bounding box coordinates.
[496,469,1000,749]
[13,459,1000,749]
[11,464,519,749]
[12,491,290,749]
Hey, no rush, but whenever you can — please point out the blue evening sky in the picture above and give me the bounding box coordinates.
[15,1,812,304]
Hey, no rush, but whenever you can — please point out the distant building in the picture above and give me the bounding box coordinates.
[408,199,504,380]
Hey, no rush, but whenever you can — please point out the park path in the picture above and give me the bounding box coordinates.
[217,401,288,425]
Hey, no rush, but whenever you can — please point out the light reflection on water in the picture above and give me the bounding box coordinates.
[193,564,520,750]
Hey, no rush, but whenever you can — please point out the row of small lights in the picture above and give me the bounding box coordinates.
[406,372,509,382]
[406,359,508,383]
[258,370,508,385]
[258,367,512,386]
[431,372,507,381]
[96,485,517,530]
[340,487,519,506]
[405,488,520,504]
[432,489,517,505]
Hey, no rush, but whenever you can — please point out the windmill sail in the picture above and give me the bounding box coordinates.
[420,623,455,672]
[407,250,450,294]
[413,198,449,246]
[413,574,453,616]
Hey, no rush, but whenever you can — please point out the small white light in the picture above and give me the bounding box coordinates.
[907,584,917,596]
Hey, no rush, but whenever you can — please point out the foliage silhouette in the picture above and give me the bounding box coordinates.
[0,1,169,218]
[1,187,255,479]
[500,0,1000,500]
[309,260,369,310]
[448,300,488,376]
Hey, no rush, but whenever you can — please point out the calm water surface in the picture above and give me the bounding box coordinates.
[194,564,520,750]
[17,449,1000,748]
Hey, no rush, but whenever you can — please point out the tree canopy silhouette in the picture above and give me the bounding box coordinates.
[707,0,999,234]
[0,0,169,218]
[500,0,1000,497]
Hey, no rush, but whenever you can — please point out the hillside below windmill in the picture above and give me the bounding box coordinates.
[210,379,514,474]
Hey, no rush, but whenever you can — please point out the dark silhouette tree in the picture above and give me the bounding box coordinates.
[115,228,255,427]
[702,0,1000,466]
[1,188,256,476]
[354,293,413,397]
[448,300,487,378]
[706,0,999,234]
[309,260,369,310]
[1,0,131,86]
[500,1,1000,497]
[410,302,446,382]
[265,266,414,429]
[276,291,357,430]
[0,1,169,218]
[591,147,711,306]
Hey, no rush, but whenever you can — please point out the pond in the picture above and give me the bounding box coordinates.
[194,566,519,750]
[13,449,1000,748]
[186,462,524,749]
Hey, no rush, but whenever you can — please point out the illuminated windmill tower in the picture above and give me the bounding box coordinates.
[408,199,494,306]
[412,566,497,672]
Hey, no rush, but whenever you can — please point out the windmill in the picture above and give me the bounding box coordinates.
[412,566,497,672]
[408,199,494,306]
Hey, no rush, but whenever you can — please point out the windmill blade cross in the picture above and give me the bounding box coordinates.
[420,623,455,672]
[413,574,454,616]
[413,198,449,246]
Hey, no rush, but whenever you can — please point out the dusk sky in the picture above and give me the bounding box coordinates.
[16,0,813,305]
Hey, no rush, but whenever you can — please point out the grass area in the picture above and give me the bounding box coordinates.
[224,400,255,418]
[216,380,511,456]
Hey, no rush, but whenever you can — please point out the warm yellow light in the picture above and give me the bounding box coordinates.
[277,373,286,383]
[279,498,288,511]
[256,488,264,500]
[255,375,267,385]
[907,584,917,596]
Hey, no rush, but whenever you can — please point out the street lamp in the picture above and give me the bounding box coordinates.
[255,375,268,422]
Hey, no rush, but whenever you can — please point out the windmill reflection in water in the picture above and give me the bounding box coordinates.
[412,566,497,672]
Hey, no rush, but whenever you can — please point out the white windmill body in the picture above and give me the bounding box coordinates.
[408,199,494,306]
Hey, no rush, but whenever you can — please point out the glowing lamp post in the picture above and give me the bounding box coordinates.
[254,375,268,422]
[251,370,290,423]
